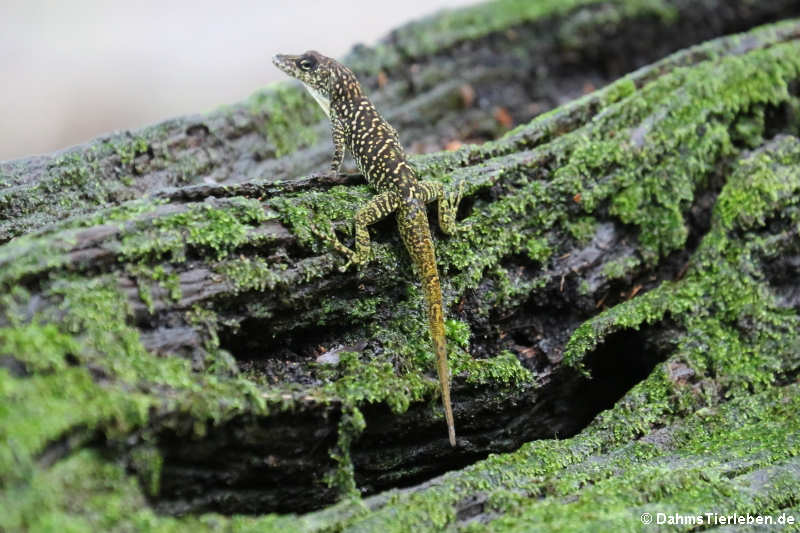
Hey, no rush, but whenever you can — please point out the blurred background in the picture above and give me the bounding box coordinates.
[0,0,475,161]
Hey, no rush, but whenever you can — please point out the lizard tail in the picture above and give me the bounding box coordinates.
[434,314,457,448]
[426,273,456,446]
[413,229,456,447]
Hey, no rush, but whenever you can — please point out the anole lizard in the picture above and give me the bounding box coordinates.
[273,50,462,446]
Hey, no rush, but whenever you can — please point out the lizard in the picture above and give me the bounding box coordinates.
[272,50,462,447]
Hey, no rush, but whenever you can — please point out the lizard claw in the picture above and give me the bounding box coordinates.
[307,221,330,242]
[338,250,369,272]
[308,221,359,270]
[438,180,466,236]
[448,180,465,210]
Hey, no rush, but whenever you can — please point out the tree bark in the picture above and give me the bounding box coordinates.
[1,1,800,531]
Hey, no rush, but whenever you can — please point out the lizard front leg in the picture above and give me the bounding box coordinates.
[417,181,463,235]
[315,191,400,271]
[330,112,346,174]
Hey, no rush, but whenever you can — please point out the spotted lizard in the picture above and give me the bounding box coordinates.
[272,50,462,446]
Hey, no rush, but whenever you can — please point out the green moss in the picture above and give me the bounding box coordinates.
[84,197,163,227]
[39,150,123,212]
[0,132,169,240]
[111,136,150,166]
[445,318,471,348]
[43,153,95,198]
[185,304,224,356]
[120,197,270,262]
[126,264,182,313]
[324,404,366,498]
[460,349,532,387]
[564,215,597,244]
[0,322,79,373]
[602,77,637,106]
[215,256,283,294]
[248,84,324,157]
[129,444,164,497]
[410,26,800,293]
[350,296,380,318]
[0,345,151,487]
[565,42,800,261]
[564,136,800,385]
[0,266,348,529]
[715,134,800,231]
[602,255,641,280]
[0,197,164,291]
[577,278,591,296]
[0,193,285,311]
[524,235,552,264]
[271,185,373,249]
[399,27,800,310]
[308,297,528,453]
[474,386,800,531]
[322,350,428,415]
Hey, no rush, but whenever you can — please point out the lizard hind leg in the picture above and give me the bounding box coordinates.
[315,190,400,272]
[417,180,464,235]
[308,223,358,271]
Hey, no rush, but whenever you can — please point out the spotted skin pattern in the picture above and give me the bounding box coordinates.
[273,51,461,446]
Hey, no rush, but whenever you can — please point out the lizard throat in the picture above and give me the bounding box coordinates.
[303,84,331,118]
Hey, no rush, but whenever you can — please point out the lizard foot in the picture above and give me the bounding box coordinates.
[308,222,358,271]
[440,180,467,235]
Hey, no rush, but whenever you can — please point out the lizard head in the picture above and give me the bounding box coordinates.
[272,50,361,118]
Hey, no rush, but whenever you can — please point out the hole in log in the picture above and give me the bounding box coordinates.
[218,315,361,386]
[763,251,800,312]
[221,317,332,362]
[152,410,339,516]
[756,213,800,312]
[146,319,675,515]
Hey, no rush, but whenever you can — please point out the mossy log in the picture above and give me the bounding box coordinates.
[2,1,800,531]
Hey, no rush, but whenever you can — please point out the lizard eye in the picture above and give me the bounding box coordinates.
[297,57,316,71]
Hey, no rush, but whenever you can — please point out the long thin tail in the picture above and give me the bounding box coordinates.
[426,273,456,446]
[432,305,456,447]
[407,217,456,447]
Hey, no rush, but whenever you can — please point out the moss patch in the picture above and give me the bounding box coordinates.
[119,197,270,262]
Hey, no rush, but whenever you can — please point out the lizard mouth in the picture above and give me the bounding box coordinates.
[272,54,290,73]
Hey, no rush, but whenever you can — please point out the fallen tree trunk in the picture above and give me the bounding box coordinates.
[1,1,800,531]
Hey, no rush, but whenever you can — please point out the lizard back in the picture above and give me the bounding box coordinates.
[333,94,418,195]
